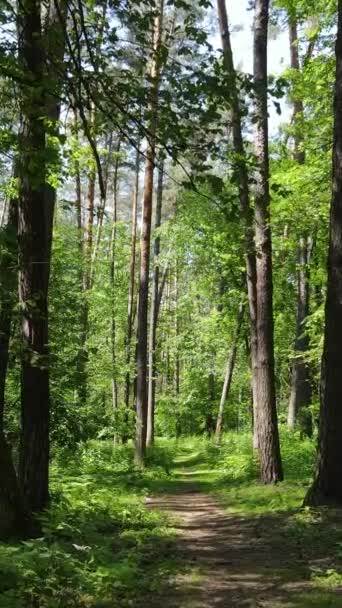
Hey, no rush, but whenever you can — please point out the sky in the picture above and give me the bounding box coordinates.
[212,0,291,134]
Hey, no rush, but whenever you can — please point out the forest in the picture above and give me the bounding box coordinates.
[1,0,342,605]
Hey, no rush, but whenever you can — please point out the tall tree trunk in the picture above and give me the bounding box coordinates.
[287,18,313,436]
[76,125,96,408]
[216,0,259,449]
[17,0,50,511]
[146,161,164,447]
[110,144,121,418]
[305,0,342,506]
[124,149,140,413]
[135,1,164,466]
[215,303,244,441]
[253,0,283,483]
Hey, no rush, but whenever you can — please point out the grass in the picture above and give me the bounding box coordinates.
[0,440,180,608]
[1,430,342,607]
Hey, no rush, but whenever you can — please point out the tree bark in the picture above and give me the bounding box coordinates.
[305,0,342,506]
[215,303,244,441]
[17,0,67,511]
[17,0,50,512]
[253,0,283,483]
[146,161,164,447]
[135,1,164,466]
[216,0,259,449]
[287,18,313,436]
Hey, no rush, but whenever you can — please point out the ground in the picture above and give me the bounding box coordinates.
[144,445,342,608]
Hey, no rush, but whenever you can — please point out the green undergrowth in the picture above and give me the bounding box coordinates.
[2,431,342,607]
[0,440,179,608]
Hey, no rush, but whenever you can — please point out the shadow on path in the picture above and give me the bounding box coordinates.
[143,465,342,607]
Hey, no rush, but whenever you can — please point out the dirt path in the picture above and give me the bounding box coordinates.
[146,471,341,608]
[148,485,303,607]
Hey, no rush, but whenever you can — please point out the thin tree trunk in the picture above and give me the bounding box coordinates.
[124,149,140,416]
[253,0,283,483]
[215,303,244,441]
[216,0,259,449]
[110,144,121,417]
[76,110,96,408]
[287,18,313,436]
[135,0,164,466]
[73,108,83,238]
[305,0,342,506]
[288,236,313,435]
[146,161,164,447]
[90,134,114,284]
[206,371,216,436]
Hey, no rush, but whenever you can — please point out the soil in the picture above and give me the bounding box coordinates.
[146,474,342,608]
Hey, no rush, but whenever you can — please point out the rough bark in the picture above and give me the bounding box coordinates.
[135,1,164,466]
[305,0,342,506]
[216,0,259,449]
[17,0,67,511]
[253,0,283,483]
[146,162,164,447]
[17,0,50,512]
[215,303,244,441]
[287,18,313,436]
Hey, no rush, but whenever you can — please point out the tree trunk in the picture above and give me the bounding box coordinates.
[110,143,121,418]
[305,0,342,506]
[146,161,164,447]
[17,0,50,512]
[216,0,259,449]
[124,148,140,413]
[206,372,216,436]
[288,236,313,436]
[287,18,313,436]
[135,1,164,466]
[215,303,244,441]
[0,433,32,540]
[76,128,96,408]
[253,0,283,483]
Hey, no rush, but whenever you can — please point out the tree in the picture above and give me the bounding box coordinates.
[147,160,164,447]
[135,0,164,466]
[287,14,313,436]
[215,303,244,441]
[253,0,283,483]
[305,0,342,506]
[17,0,67,512]
[216,0,259,449]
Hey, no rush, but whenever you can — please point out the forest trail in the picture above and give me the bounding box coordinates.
[146,449,336,608]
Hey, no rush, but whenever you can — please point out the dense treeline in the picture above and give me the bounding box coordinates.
[0,0,341,543]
